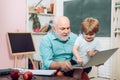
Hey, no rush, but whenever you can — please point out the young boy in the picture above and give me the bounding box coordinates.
[72,17,101,73]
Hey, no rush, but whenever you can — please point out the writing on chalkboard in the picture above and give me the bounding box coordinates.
[64,0,111,37]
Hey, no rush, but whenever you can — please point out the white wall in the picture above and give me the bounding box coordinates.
[0,0,26,69]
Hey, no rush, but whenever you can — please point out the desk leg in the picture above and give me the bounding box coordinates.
[14,56,18,68]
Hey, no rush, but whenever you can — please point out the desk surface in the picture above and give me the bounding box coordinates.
[0,75,77,80]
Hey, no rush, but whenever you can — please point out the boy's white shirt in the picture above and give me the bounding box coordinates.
[73,34,101,65]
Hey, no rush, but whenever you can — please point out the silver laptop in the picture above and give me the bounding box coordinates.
[72,48,118,69]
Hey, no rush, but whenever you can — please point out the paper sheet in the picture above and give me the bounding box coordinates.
[13,68,57,76]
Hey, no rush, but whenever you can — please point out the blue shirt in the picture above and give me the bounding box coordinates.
[39,32,77,69]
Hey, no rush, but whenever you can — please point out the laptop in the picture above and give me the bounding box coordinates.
[72,48,118,69]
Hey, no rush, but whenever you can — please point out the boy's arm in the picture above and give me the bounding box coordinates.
[72,45,83,64]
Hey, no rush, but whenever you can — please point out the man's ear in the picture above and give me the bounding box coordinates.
[52,26,55,31]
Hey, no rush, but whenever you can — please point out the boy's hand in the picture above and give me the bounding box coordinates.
[87,50,97,56]
[77,58,83,65]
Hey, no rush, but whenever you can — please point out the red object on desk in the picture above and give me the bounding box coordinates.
[10,70,20,80]
[81,72,90,80]
[56,71,64,76]
[23,71,33,80]
[55,69,89,80]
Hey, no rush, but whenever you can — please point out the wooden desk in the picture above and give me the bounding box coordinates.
[0,75,77,80]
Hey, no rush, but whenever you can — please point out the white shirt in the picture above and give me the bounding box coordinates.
[72,34,101,65]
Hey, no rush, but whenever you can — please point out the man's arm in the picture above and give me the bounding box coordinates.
[40,36,54,69]
[50,61,72,72]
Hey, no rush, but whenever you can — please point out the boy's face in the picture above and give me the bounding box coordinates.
[83,32,96,42]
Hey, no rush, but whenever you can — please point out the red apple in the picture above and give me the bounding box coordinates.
[10,70,20,80]
[23,71,33,80]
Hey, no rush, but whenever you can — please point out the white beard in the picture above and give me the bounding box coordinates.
[55,32,69,41]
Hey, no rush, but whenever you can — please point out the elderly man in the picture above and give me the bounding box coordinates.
[39,16,89,80]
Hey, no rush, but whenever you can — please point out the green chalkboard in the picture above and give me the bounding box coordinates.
[64,0,111,37]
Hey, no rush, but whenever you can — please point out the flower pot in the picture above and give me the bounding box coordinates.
[34,28,40,32]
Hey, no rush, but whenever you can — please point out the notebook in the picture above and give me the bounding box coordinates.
[13,68,57,76]
[72,48,118,69]
[23,69,57,76]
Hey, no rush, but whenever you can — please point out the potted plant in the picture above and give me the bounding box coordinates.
[29,13,41,32]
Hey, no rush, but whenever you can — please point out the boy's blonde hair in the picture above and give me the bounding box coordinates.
[81,17,99,34]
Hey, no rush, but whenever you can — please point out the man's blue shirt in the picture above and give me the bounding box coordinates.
[39,32,77,69]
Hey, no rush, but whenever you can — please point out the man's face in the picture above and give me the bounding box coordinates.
[55,21,71,41]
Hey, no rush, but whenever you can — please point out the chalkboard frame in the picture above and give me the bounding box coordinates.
[7,32,36,56]
[64,0,111,37]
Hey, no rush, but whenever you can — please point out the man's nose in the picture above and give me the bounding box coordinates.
[64,29,69,33]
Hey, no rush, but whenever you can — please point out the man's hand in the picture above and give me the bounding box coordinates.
[50,61,72,72]
[59,61,72,72]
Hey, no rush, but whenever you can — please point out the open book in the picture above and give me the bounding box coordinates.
[72,48,118,69]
